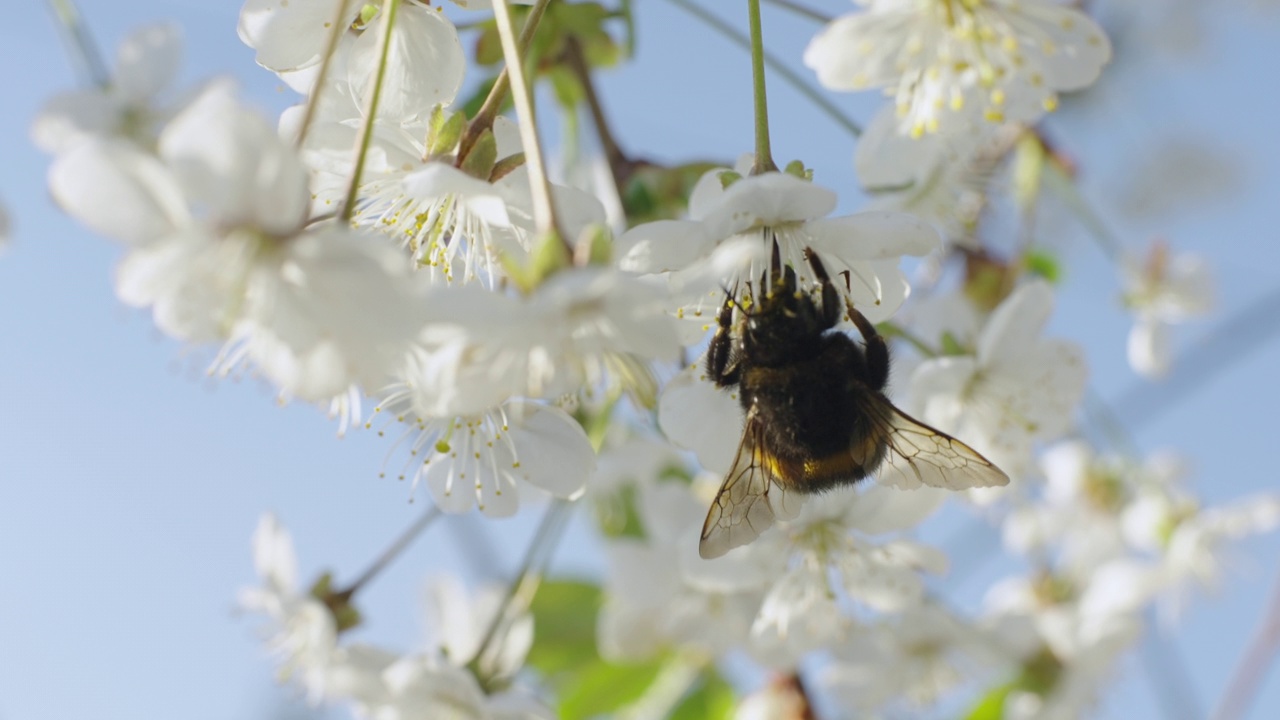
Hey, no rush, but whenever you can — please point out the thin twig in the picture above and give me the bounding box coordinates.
[458,0,553,160]
[561,35,633,199]
[1116,284,1280,430]
[1213,557,1280,720]
[472,500,574,683]
[45,0,109,87]
[1142,610,1204,720]
[336,507,443,598]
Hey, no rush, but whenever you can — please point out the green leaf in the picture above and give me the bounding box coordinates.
[1024,248,1062,284]
[526,580,603,676]
[671,670,736,720]
[964,683,1013,720]
[559,659,666,720]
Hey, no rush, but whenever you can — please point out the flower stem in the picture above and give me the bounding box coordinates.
[471,499,574,688]
[663,0,861,139]
[335,506,443,599]
[339,0,400,224]
[45,0,108,88]
[1212,556,1280,720]
[458,0,553,160]
[295,0,354,148]
[746,0,778,174]
[562,35,633,200]
[490,0,564,244]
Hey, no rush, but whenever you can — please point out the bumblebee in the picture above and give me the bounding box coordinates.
[699,242,1009,559]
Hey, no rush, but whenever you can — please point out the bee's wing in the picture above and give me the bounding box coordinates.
[872,404,1011,491]
[699,411,801,559]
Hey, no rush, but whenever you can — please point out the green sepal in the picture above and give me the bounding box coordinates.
[308,571,362,634]
[783,159,813,181]
[1012,131,1046,216]
[427,105,466,159]
[356,3,379,28]
[940,330,968,357]
[490,152,526,183]
[459,127,498,180]
[575,223,613,266]
[718,170,743,190]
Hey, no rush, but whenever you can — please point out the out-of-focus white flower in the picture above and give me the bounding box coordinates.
[911,280,1086,481]
[33,23,184,153]
[1003,442,1137,573]
[805,0,1111,137]
[1126,489,1280,620]
[619,169,940,326]
[986,572,1142,720]
[1121,241,1213,378]
[351,654,553,720]
[598,478,762,662]
[857,107,1020,247]
[50,81,426,404]
[675,482,948,667]
[820,605,1010,712]
[239,514,340,702]
[396,268,679,417]
[424,576,532,685]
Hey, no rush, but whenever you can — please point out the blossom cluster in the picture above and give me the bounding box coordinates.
[32,1,1273,718]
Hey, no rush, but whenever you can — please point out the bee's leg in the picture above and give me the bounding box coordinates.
[706,293,741,387]
[802,248,843,329]
[845,301,890,392]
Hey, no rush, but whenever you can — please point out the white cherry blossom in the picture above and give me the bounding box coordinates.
[910,280,1086,480]
[239,514,340,702]
[32,23,184,153]
[1121,242,1213,378]
[370,399,595,517]
[48,81,427,403]
[619,169,940,326]
[806,0,1112,137]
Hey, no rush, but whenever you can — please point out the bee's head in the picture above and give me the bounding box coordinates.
[741,284,826,366]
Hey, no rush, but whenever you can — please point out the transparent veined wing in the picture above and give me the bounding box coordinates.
[872,404,1010,491]
[699,410,802,559]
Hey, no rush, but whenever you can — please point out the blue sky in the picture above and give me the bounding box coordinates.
[2,2,1279,719]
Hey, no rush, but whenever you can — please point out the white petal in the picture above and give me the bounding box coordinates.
[506,402,596,499]
[160,81,310,234]
[349,4,465,123]
[803,211,941,259]
[239,0,358,72]
[49,138,186,246]
[700,173,837,239]
[617,220,713,273]
[658,367,743,474]
[1128,320,1171,379]
[31,90,121,153]
[855,105,942,189]
[977,280,1054,368]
